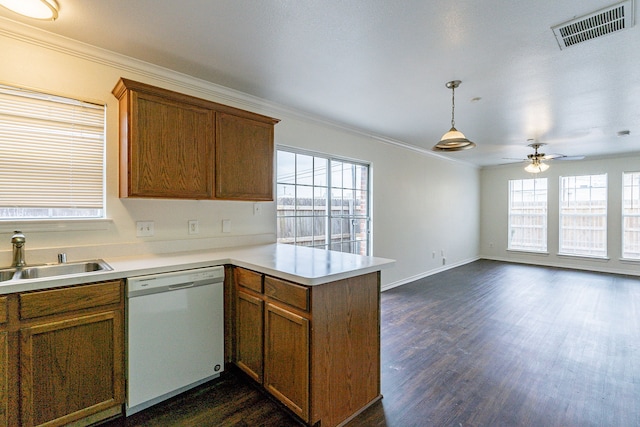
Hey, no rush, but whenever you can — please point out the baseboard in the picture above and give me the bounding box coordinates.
[381,256,481,292]
[482,255,640,277]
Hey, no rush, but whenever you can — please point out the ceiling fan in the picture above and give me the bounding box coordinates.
[507,141,585,173]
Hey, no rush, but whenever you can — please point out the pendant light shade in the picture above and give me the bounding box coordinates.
[433,80,476,152]
[0,0,59,20]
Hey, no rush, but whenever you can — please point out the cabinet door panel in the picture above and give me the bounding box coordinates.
[20,311,124,426]
[215,113,274,201]
[129,91,213,198]
[0,331,6,426]
[264,303,309,421]
[236,290,264,383]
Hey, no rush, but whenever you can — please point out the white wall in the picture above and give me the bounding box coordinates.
[481,155,640,276]
[276,120,481,288]
[0,19,481,288]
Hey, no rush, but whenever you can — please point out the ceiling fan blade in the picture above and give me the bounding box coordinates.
[553,155,585,161]
[499,158,528,165]
[541,153,565,160]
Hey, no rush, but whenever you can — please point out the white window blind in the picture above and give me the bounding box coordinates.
[0,84,105,219]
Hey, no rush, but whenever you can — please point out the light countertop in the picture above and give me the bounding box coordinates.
[0,243,395,294]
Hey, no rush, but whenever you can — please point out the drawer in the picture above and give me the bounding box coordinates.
[19,280,122,320]
[236,267,263,293]
[264,276,309,312]
[0,296,7,324]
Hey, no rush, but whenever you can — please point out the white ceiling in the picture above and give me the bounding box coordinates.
[2,0,640,166]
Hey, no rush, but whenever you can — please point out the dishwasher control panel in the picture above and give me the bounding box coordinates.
[128,265,224,297]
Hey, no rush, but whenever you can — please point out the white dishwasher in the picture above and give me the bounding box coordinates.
[126,266,225,415]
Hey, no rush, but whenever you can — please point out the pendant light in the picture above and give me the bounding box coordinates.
[432,80,476,152]
[0,0,59,20]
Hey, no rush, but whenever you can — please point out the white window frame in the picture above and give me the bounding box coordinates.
[508,178,548,252]
[0,84,106,223]
[276,147,371,256]
[622,171,640,260]
[559,173,608,258]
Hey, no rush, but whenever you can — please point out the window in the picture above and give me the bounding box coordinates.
[0,84,105,220]
[276,149,370,255]
[508,178,548,252]
[623,171,640,259]
[559,174,607,257]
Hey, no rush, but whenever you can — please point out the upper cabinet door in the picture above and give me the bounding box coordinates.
[215,112,275,201]
[127,90,214,199]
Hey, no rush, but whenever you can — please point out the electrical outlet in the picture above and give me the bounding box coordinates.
[136,221,154,237]
[222,219,231,233]
[188,220,199,235]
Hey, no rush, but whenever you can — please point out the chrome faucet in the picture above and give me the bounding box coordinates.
[11,230,26,267]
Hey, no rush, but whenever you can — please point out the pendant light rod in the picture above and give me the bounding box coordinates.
[446,80,460,129]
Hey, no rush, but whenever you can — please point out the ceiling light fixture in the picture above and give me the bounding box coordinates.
[0,0,59,20]
[524,158,550,174]
[433,80,476,152]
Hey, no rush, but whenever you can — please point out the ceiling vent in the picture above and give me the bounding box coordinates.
[551,0,634,50]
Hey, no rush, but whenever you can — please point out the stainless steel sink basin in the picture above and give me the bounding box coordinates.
[0,259,112,282]
[0,270,16,282]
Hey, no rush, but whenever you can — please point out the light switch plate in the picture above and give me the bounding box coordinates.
[188,220,199,235]
[222,219,231,233]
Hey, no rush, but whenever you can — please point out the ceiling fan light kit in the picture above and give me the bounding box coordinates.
[433,80,476,152]
[504,141,585,173]
[525,159,550,173]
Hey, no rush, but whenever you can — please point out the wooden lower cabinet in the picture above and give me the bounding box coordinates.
[235,289,264,383]
[0,330,7,427]
[233,267,381,427]
[3,280,125,427]
[264,302,309,421]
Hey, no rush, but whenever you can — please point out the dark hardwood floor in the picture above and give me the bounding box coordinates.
[105,260,640,426]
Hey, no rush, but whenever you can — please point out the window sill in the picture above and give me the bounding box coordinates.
[620,257,640,264]
[507,249,549,255]
[0,218,112,233]
[557,253,610,262]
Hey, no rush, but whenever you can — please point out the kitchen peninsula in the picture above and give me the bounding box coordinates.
[1,243,393,427]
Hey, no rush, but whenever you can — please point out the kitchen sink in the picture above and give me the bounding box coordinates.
[0,259,112,282]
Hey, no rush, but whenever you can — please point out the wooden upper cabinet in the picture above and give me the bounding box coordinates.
[215,113,274,201]
[112,78,279,201]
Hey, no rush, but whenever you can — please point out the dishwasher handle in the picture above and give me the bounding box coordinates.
[128,278,221,298]
[168,283,194,290]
